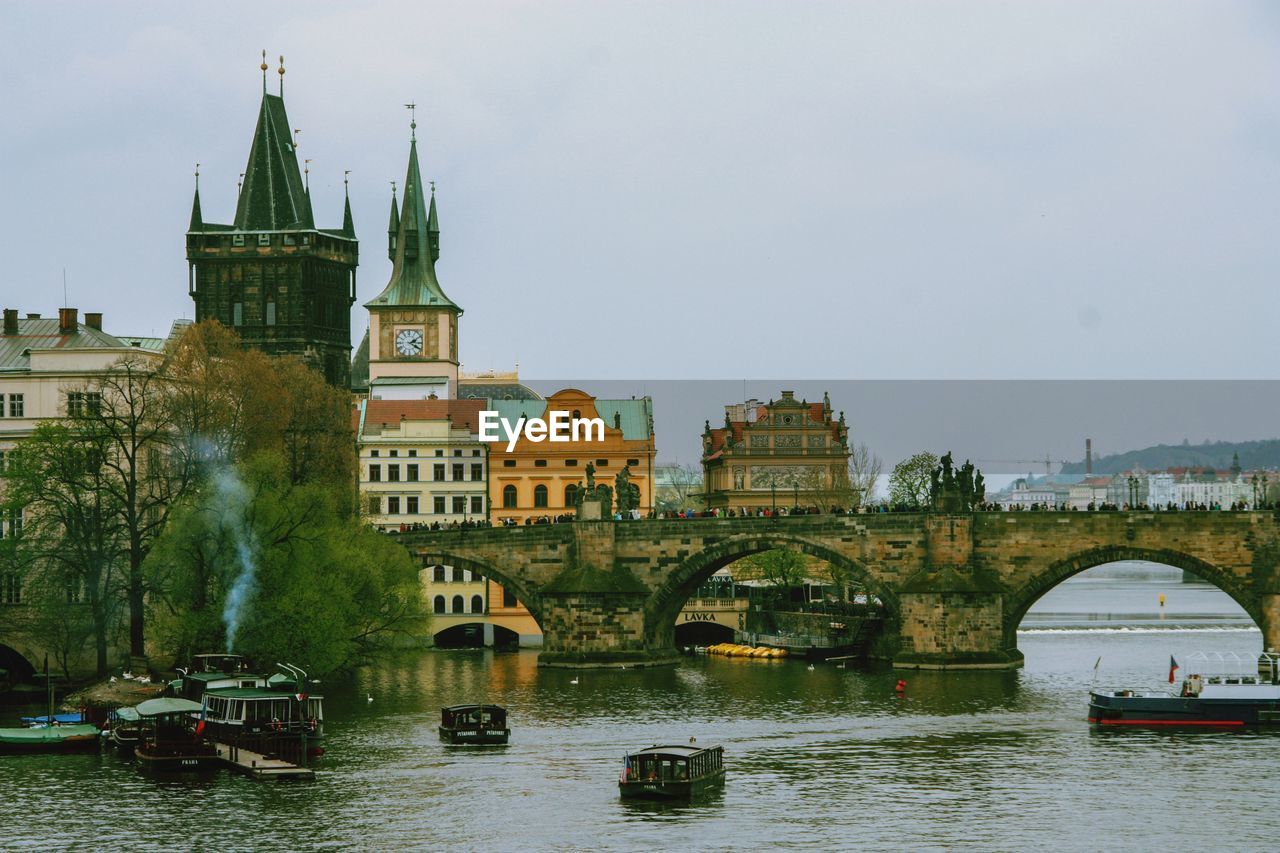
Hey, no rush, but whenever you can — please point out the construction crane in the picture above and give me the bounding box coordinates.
[975,453,1073,478]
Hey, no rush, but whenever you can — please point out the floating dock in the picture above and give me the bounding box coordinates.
[212,741,315,781]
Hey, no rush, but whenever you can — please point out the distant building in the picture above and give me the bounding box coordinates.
[1002,478,1059,509]
[701,391,850,512]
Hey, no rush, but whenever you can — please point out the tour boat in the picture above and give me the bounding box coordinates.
[439,704,509,744]
[618,744,725,800]
[1089,652,1280,727]
[133,697,219,773]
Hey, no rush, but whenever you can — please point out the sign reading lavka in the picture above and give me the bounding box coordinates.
[479,410,606,452]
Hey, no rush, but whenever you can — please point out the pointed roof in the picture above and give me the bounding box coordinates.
[342,193,355,238]
[189,187,203,231]
[427,187,440,263]
[365,138,459,312]
[233,94,314,230]
[387,189,400,234]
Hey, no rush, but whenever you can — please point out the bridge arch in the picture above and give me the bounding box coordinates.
[1003,545,1263,649]
[645,532,897,649]
[0,642,36,684]
[413,551,547,631]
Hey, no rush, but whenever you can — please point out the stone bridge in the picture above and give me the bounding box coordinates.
[397,512,1280,669]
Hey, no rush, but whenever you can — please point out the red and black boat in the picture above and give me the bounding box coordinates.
[1089,652,1280,728]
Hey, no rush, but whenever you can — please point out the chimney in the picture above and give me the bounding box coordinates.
[1085,438,1093,476]
[26,313,41,319]
[2,309,16,336]
[58,307,78,334]
[84,312,102,331]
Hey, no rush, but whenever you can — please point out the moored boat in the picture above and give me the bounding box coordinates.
[133,697,218,773]
[0,724,101,754]
[105,707,144,754]
[439,704,509,745]
[1089,651,1280,727]
[618,744,725,800]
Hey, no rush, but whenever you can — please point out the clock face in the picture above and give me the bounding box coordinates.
[395,328,424,356]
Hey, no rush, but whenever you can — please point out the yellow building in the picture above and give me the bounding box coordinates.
[701,391,851,512]
[487,388,656,525]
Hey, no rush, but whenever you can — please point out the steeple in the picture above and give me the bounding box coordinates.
[386,184,399,262]
[366,133,459,312]
[341,172,355,238]
[189,165,203,231]
[427,182,440,263]
[233,91,314,230]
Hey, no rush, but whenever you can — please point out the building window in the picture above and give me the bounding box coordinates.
[534,460,547,468]
[534,485,548,508]
[389,450,398,457]
[433,464,445,482]
[367,495,381,514]
[435,450,444,457]
[368,464,381,482]
[451,595,464,614]
[454,449,463,457]
[66,392,101,418]
[370,450,380,458]
[433,595,445,614]
[407,496,419,514]
[388,496,401,514]
[7,394,20,418]
[596,459,608,467]
[627,459,639,467]
[452,464,463,481]
[470,464,483,481]
[407,464,419,482]
[503,585,517,608]
[565,484,578,506]
[503,460,516,468]
[233,302,243,326]
[408,449,417,457]
[0,572,21,605]
[452,496,466,514]
[472,449,481,456]
[503,485,517,508]
[434,496,446,514]
[471,594,484,614]
[257,233,271,246]
[471,496,483,514]
[265,299,276,326]
[566,459,578,467]
[7,508,22,538]
[433,565,446,583]
[387,465,400,482]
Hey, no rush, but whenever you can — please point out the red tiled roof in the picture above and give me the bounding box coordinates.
[360,399,487,434]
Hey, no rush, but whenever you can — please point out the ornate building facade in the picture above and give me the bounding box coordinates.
[701,391,851,512]
[186,66,357,387]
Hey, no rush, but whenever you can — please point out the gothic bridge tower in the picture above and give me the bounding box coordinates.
[186,55,358,387]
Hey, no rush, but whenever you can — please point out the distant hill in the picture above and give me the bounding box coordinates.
[1061,440,1280,475]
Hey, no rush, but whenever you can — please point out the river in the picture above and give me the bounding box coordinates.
[1,563,1275,851]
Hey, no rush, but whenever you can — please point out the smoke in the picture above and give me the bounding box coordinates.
[214,466,259,652]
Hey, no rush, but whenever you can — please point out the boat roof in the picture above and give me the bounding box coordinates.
[626,744,718,758]
[184,671,265,682]
[136,697,204,716]
[442,704,506,712]
[0,724,100,741]
[205,688,324,700]
[111,707,141,722]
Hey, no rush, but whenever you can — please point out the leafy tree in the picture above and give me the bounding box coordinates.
[146,453,425,674]
[888,451,939,509]
[4,423,127,675]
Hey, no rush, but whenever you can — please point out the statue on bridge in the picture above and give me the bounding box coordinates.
[615,465,641,517]
[930,451,986,512]
[574,461,614,520]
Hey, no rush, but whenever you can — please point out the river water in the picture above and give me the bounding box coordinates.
[2,563,1275,851]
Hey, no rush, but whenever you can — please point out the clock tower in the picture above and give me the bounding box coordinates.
[365,121,461,399]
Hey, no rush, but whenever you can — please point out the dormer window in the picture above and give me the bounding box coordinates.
[232,234,246,247]
[257,234,271,246]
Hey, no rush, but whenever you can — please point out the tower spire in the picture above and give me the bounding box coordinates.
[342,170,355,238]
[261,50,268,94]
[387,181,399,261]
[189,163,203,231]
[427,180,440,263]
[278,55,285,97]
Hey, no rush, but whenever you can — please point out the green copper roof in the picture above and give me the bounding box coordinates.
[427,188,441,262]
[482,398,654,441]
[342,191,355,238]
[233,94,314,231]
[365,138,459,312]
[189,187,203,230]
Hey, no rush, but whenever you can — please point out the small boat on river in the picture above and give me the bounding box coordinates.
[105,707,144,754]
[0,724,100,754]
[618,744,725,800]
[439,704,509,744]
[1089,651,1280,727]
[134,697,218,773]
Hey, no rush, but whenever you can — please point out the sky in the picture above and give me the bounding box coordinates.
[3,2,1280,381]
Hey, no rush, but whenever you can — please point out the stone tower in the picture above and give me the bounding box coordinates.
[364,120,461,399]
[186,60,358,387]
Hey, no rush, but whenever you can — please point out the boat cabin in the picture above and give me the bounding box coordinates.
[202,688,324,738]
[619,744,725,800]
[134,697,218,772]
[439,704,509,745]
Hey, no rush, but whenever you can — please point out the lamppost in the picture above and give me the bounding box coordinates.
[1264,474,1271,509]
[771,484,777,516]
[793,484,799,512]
[1252,475,1258,509]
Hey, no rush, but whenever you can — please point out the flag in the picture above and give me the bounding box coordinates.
[1168,655,1179,684]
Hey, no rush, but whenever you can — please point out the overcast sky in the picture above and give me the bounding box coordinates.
[3,2,1279,380]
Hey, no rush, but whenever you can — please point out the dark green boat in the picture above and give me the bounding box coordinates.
[0,724,100,754]
[618,744,725,800]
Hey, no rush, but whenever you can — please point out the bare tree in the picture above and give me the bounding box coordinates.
[848,443,883,506]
